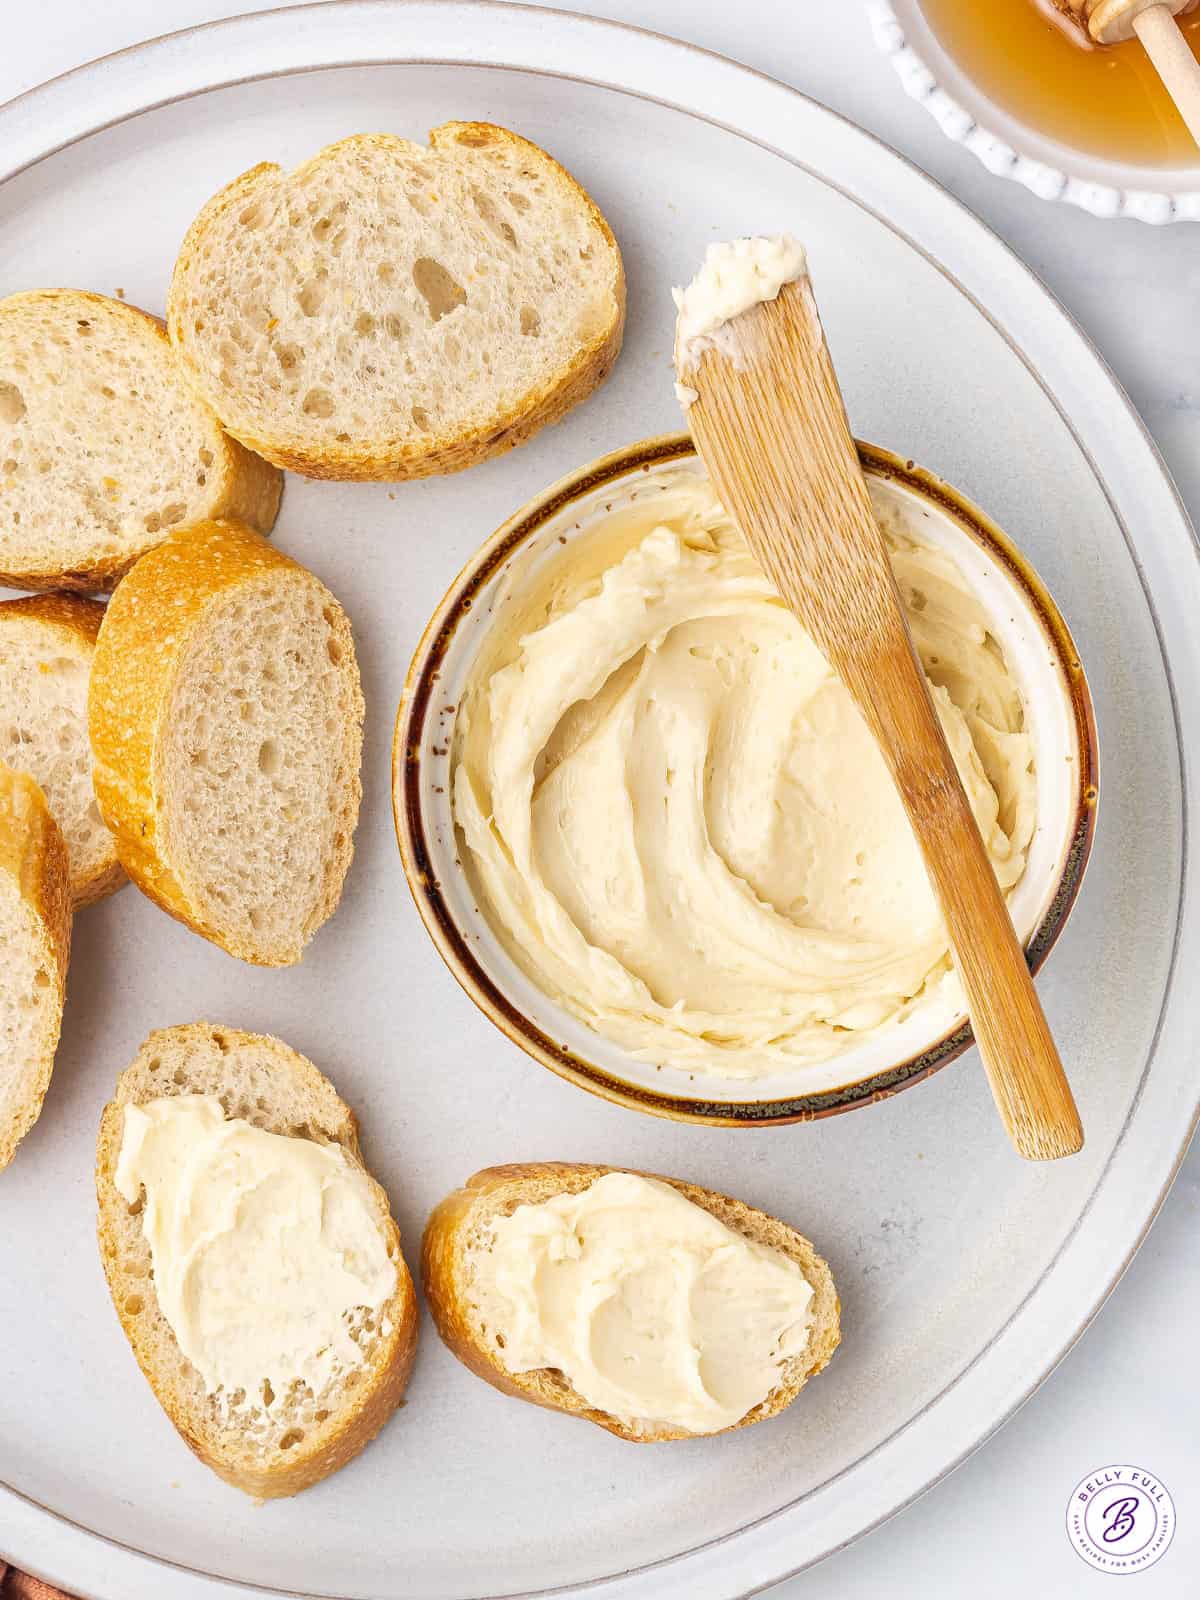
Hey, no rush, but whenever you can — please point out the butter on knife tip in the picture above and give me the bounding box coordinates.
[672,234,808,405]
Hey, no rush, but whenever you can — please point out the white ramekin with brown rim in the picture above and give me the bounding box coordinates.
[393,434,1098,1127]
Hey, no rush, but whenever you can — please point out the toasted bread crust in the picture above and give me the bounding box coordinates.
[0,763,72,1171]
[87,520,362,964]
[0,593,125,907]
[95,1023,419,1497]
[0,591,105,645]
[167,124,626,481]
[0,289,281,592]
[422,1162,840,1442]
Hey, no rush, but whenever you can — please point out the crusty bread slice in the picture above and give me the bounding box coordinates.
[96,1023,419,1498]
[0,289,281,592]
[0,762,72,1172]
[88,519,363,965]
[0,594,124,907]
[422,1162,840,1442]
[167,123,626,481]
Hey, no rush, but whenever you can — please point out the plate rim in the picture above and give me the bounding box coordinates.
[0,5,1197,1599]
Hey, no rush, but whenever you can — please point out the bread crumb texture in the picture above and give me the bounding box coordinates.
[0,595,124,906]
[167,124,626,480]
[0,762,71,1172]
[0,289,280,591]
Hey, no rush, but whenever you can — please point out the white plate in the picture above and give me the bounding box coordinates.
[0,6,1197,1599]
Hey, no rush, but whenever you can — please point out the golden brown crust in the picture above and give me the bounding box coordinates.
[87,519,360,964]
[0,593,125,908]
[0,289,281,592]
[68,854,128,910]
[166,125,626,482]
[0,591,105,643]
[95,1024,419,1497]
[0,763,72,1171]
[422,1162,841,1443]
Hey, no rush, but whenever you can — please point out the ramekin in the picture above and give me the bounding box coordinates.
[393,435,1098,1126]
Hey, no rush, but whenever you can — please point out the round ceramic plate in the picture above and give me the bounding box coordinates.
[0,6,1197,1600]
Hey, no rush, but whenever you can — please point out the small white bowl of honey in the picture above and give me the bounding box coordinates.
[870,0,1200,221]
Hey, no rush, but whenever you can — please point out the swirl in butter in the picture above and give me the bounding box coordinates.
[115,1095,396,1402]
[474,1171,813,1433]
[453,468,1036,1077]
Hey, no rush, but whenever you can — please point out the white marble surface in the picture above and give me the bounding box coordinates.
[1,2,1197,1596]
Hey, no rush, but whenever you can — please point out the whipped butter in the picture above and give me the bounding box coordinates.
[453,467,1036,1077]
[474,1172,813,1433]
[672,235,808,403]
[115,1095,396,1402]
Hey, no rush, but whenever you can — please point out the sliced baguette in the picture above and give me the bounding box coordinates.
[0,594,124,907]
[0,289,281,592]
[167,123,626,481]
[0,762,72,1172]
[96,1023,419,1498]
[422,1162,840,1442]
[88,519,364,965]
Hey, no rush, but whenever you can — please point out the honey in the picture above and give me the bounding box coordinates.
[918,0,1200,165]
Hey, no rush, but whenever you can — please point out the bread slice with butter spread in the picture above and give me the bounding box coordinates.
[422,1162,840,1442]
[96,1023,418,1498]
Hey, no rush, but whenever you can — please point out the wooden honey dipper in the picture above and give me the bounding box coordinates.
[1048,0,1200,146]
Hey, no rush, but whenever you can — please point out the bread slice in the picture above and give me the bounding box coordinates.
[0,289,281,592]
[88,519,364,965]
[96,1023,418,1498]
[0,594,124,907]
[167,123,626,481]
[0,762,72,1172]
[422,1162,840,1442]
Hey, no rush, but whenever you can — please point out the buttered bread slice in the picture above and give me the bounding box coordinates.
[0,289,280,591]
[88,519,364,965]
[422,1162,840,1441]
[96,1024,418,1498]
[167,123,626,480]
